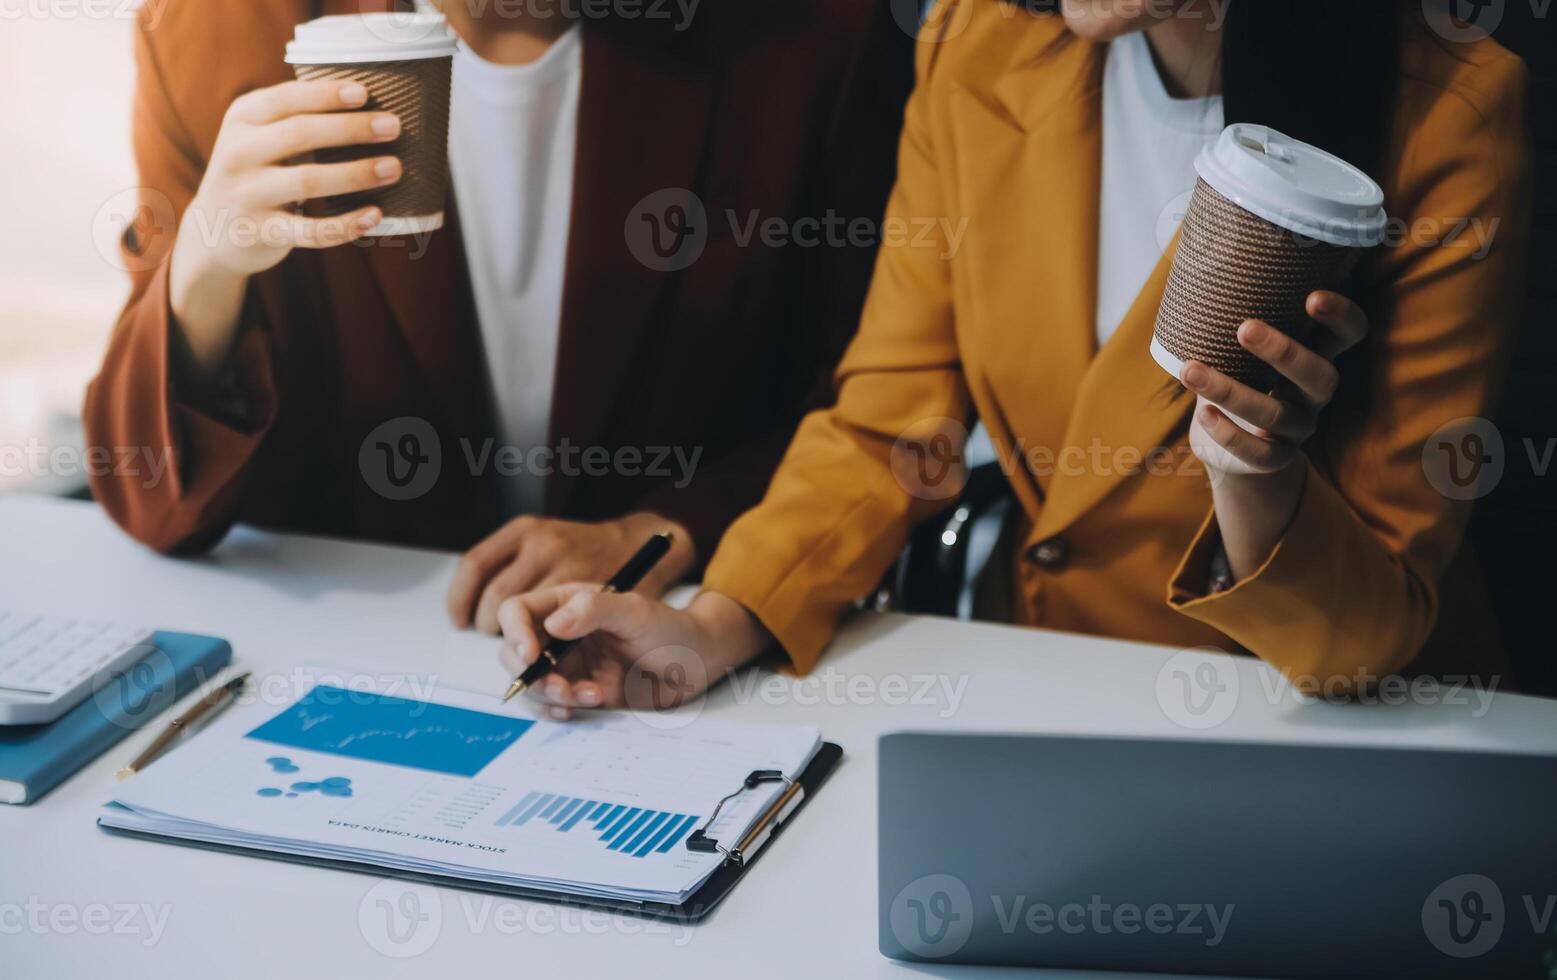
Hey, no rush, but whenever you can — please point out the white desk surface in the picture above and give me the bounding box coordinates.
[4,495,1555,980]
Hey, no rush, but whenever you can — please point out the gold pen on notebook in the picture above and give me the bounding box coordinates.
[116,673,250,780]
[502,532,675,702]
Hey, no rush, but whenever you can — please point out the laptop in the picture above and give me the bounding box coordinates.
[878,732,1557,978]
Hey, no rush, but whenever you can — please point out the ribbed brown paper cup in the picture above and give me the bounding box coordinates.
[286,13,457,237]
[1152,125,1387,391]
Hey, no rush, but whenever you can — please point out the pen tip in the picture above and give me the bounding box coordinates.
[502,681,525,703]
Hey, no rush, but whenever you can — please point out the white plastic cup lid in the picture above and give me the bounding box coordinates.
[286,13,458,65]
[1195,123,1387,248]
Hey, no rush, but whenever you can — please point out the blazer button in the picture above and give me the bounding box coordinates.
[1027,538,1069,570]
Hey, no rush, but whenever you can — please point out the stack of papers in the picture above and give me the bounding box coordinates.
[100,667,821,906]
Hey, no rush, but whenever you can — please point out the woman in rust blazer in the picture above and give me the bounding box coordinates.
[84,0,911,624]
[494,0,1532,711]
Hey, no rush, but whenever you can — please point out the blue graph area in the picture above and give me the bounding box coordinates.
[246,686,531,777]
[494,792,700,859]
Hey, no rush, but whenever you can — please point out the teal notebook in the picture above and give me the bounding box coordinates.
[0,631,232,804]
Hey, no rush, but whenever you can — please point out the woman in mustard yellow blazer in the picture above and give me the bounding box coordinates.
[492,0,1532,712]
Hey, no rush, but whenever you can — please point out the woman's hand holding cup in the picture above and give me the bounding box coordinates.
[168,80,403,382]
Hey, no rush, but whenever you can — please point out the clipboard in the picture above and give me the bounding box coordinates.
[98,741,842,922]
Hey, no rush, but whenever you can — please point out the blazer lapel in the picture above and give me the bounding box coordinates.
[318,0,489,440]
[1030,228,1199,541]
[954,33,1104,511]
[361,200,488,440]
[547,25,713,511]
[967,22,1198,540]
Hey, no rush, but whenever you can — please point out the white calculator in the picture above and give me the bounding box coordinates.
[0,612,156,725]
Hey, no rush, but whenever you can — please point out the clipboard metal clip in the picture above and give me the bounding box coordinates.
[686,769,805,866]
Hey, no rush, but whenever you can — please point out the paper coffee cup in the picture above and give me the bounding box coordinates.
[285,13,458,237]
[1152,124,1388,389]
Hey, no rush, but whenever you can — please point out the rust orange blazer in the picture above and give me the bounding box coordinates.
[703,2,1533,684]
[84,0,911,557]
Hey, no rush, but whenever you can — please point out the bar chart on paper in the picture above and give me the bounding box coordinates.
[495,791,701,859]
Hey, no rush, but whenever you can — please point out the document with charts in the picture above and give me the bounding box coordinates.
[100,667,822,905]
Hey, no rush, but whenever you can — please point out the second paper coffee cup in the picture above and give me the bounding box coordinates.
[285,12,458,237]
[1152,124,1388,390]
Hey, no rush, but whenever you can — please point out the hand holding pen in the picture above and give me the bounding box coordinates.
[501,533,674,703]
[495,533,756,720]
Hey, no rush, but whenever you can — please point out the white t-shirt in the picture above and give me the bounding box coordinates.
[448,26,582,515]
[1095,30,1223,347]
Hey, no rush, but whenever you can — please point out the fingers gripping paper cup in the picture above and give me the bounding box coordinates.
[1152,124,1387,391]
[286,13,458,237]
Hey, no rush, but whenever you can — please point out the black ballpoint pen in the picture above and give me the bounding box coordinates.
[501,531,675,702]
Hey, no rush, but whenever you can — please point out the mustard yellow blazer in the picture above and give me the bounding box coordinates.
[703,1,1532,683]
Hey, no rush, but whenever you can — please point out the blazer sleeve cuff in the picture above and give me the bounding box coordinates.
[87,261,278,553]
[702,518,860,676]
[702,566,837,677]
[1168,461,1328,611]
[1165,460,1423,683]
